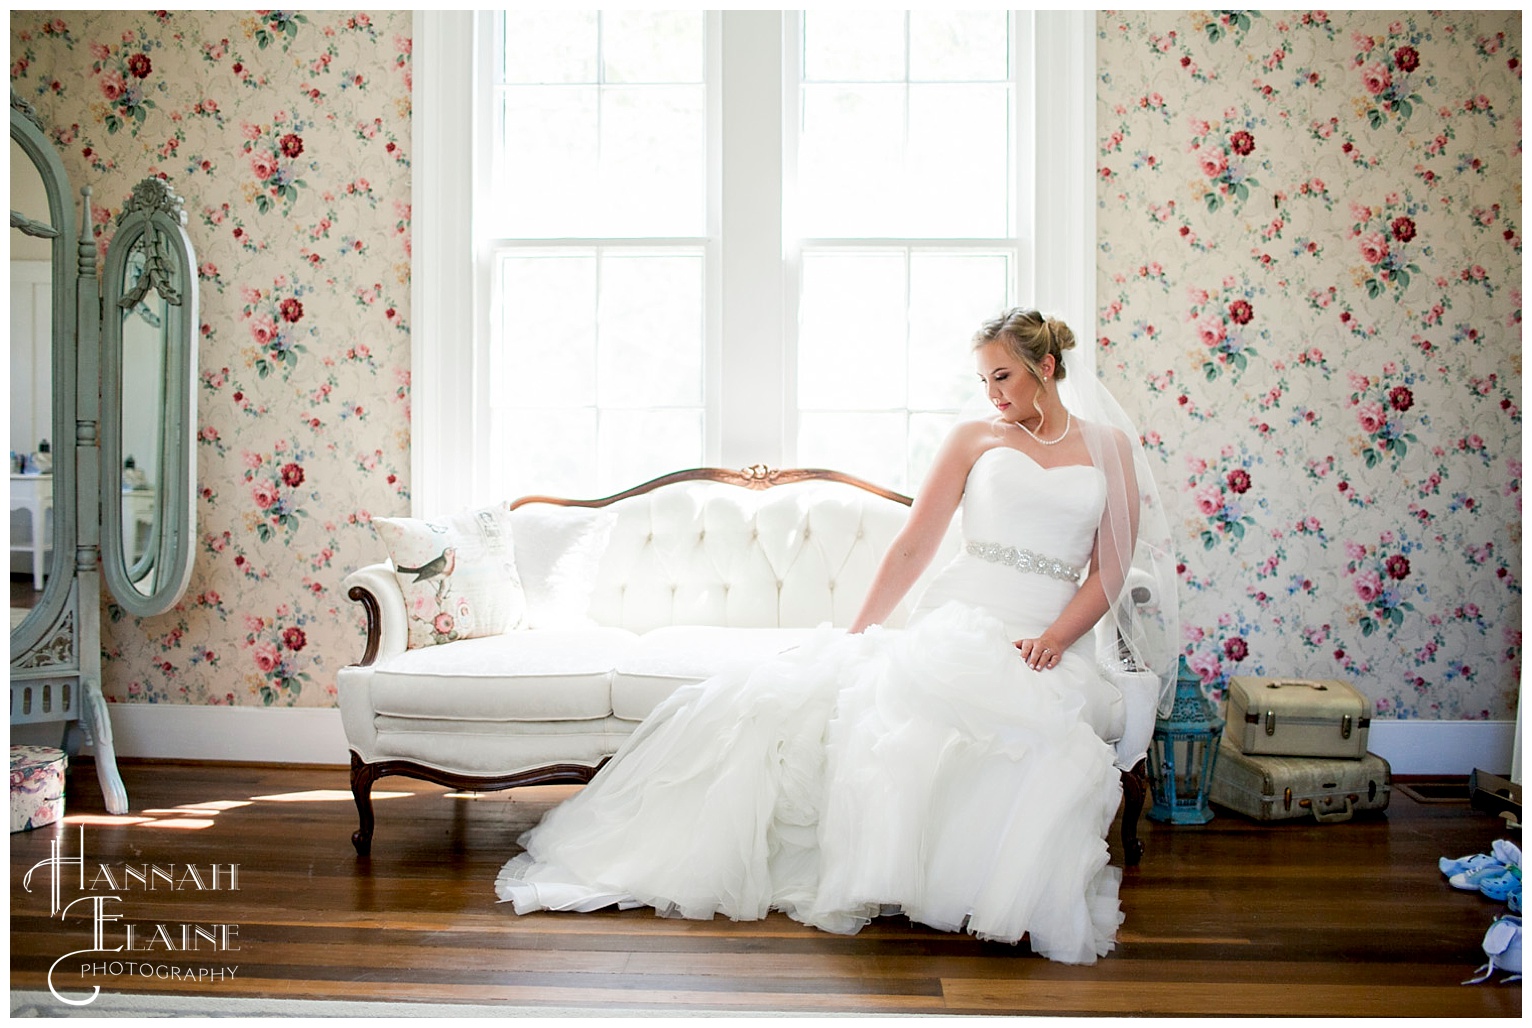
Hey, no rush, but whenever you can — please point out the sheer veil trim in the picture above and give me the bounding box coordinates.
[960,351,1180,716]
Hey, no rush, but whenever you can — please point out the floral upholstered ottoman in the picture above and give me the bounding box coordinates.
[10,745,67,832]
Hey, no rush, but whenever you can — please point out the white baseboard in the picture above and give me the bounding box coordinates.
[74,705,1518,778]
[98,705,352,766]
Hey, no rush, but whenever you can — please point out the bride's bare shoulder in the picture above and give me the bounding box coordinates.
[1075,416,1131,450]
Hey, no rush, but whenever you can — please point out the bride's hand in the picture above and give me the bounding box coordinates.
[1015,636,1063,671]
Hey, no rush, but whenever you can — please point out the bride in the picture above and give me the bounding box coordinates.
[495,307,1178,965]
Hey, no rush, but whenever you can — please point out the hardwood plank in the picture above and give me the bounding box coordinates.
[9,759,1521,1016]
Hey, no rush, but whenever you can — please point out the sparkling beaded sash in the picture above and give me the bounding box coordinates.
[965,540,1083,583]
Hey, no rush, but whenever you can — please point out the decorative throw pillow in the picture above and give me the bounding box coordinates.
[509,505,617,628]
[372,505,526,649]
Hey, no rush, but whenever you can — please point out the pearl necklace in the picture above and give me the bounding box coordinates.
[1013,410,1072,446]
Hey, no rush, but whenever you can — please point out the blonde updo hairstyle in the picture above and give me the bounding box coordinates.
[972,306,1077,385]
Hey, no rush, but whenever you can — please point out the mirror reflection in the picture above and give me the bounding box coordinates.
[119,240,167,594]
[10,136,55,619]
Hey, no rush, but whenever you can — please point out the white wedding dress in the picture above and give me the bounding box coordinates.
[495,446,1126,964]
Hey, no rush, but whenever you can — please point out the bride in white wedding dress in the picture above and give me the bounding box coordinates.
[496,308,1178,965]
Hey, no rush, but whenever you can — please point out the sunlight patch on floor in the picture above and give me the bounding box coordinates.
[249,789,413,803]
[444,784,584,803]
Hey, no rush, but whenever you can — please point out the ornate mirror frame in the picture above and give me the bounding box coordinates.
[9,94,78,660]
[99,177,198,617]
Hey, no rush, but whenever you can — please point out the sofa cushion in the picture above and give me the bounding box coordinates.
[610,625,823,722]
[370,627,639,722]
[372,504,526,649]
[509,504,617,629]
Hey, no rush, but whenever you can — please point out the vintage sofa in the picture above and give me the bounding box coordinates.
[338,466,1161,861]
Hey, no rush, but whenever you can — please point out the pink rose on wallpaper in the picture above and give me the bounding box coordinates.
[1353,570,1384,604]
[89,42,111,61]
[253,643,281,673]
[1194,484,1224,516]
[251,481,279,510]
[99,68,126,102]
[249,150,278,181]
[1360,62,1392,96]
[1196,147,1228,178]
[1356,401,1387,434]
[1358,232,1390,265]
[1187,650,1222,685]
[1196,315,1227,348]
[249,315,277,346]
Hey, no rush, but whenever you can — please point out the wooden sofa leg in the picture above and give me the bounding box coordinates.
[351,753,379,857]
[1120,758,1148,867]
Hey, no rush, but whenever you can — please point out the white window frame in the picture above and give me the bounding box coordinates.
[412,10,1093,516]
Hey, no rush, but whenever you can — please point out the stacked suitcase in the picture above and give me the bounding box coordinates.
[1208,677,1392,823]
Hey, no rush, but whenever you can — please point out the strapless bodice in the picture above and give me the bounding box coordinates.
[910,446,1107,642]
[959,446,1106,569]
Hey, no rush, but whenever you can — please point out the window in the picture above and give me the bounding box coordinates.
[791,10,1016,490]
[413,12,1094,514]
[485,11,709,499]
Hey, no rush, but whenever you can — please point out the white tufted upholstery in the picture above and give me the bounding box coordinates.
[580,481,928,633]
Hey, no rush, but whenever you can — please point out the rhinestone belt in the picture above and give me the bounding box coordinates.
[965,540,1083,583]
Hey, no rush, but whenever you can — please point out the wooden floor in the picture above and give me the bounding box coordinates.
[10,759,1522,1017]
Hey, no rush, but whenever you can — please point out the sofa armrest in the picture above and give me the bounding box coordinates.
[343,562,407,666]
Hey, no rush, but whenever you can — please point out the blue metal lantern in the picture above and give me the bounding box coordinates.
[1147,657,1225,824]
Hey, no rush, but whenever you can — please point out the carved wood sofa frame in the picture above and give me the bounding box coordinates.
[343,466,1150,865]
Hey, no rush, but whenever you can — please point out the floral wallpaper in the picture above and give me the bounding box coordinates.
[10,11,412,707]
[1096,10,1521,720]
[10,11,1521,726]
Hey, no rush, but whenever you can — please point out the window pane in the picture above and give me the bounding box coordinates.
[798,413,908,492]
[501,10,597,84]
[908,252,1010,410]
[797,14,1012,239]
[798,84,904,237]
[597,85,706,235]
[798,252,907,411]
[909,412,960,489]
[603,10,704,83]
[597,410,703,494]
[495,254,596,408]
[907,84,1009,237]
[498,86,599,236]
[596,253,704,408]
[910,11,1008,81]
[804,11,905,81]
[497,15,705,237]
[498,408,597,500]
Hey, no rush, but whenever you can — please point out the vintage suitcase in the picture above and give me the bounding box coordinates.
[1224,676,1370,758]
[1208,738,1391,823]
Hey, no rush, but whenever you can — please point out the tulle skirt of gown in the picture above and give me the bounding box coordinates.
[494,601,1125,965]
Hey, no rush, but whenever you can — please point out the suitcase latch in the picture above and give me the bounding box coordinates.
[1265,710,1276,736]
[1341,715,1352,740]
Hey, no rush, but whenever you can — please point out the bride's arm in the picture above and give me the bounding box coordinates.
[1016,426,1140,670]
[848,424,980,633]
